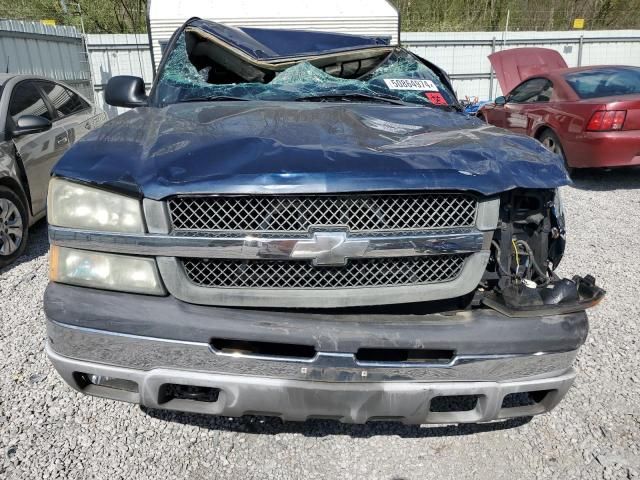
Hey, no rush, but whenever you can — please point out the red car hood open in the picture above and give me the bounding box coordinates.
[489,47,568,94]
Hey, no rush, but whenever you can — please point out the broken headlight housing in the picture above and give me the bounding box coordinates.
[481,188,604,317]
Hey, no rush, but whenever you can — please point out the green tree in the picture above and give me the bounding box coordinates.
[0,0,639,32]
[0,0,147,33]
[390,0,640,31]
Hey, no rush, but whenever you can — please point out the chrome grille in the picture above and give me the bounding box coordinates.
[182,255,468,289]
[168,194,477,233]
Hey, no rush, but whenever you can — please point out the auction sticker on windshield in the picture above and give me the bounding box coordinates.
[383,79,439,91]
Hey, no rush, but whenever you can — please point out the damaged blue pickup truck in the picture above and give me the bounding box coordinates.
[45,19,604,424]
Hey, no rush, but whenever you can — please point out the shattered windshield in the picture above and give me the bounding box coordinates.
[154,32,457,108]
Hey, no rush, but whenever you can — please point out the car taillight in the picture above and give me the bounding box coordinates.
[586,110,626,131]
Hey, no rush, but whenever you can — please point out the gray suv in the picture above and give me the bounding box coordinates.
[0,75,105,268]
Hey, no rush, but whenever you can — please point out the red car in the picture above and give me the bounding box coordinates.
[478,47,640,170]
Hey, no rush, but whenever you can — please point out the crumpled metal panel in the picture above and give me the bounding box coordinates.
[52,100,570,199]
[185,19,390,61]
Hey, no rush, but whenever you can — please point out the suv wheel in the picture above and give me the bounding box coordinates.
[0,185,29,269]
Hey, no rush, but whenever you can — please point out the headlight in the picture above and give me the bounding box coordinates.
[50,246,165,295]
[48,178,144,233]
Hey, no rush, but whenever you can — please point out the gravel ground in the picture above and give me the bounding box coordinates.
[1,169,639,480]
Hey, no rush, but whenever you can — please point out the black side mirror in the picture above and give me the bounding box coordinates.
[494,96,507,106]
[10,115,52,137]
[105,76,148,108]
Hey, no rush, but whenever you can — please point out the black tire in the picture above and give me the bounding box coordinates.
[538,129,572,174]
[0,185,29,269]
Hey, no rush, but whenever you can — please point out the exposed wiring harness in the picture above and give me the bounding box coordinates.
[491,239,551,286]
[516,239,550,285]
[491,240,509,276]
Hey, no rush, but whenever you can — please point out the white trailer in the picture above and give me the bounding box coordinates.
[147,0,400,73]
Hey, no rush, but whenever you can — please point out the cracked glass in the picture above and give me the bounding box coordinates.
[156,32,456,108]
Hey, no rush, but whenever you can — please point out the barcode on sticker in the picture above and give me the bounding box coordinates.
[383,79,439,91]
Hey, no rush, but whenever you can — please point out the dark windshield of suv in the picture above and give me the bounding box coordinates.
[565,67,640,99]
[154,32,457,108]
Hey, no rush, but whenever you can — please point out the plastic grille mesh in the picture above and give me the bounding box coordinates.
[182,255,468,289]
[168,194,477,233]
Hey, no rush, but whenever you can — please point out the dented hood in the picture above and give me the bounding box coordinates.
[489,47,568,94]
[53,102,570,199]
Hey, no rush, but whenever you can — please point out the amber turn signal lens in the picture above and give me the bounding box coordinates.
[49,245,60,282]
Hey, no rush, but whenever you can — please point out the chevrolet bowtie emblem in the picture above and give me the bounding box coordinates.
[290,232,370,266]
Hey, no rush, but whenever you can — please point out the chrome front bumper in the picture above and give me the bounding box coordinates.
[47,317,579,424]
[47,342,576,424]
[45,281,587,424]
[48,344,575,424]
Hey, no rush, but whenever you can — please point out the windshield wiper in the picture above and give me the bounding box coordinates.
[179,96,250,103]
[295,93,407,106]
